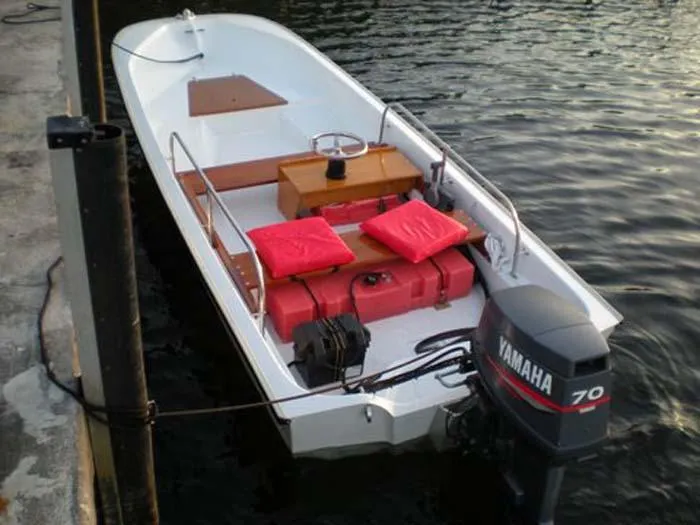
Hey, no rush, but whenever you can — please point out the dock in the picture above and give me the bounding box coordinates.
[0,2,94,523]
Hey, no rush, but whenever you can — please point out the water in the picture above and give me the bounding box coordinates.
[99,1,700,523]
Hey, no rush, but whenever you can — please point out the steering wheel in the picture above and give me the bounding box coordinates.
[310,131,369,160]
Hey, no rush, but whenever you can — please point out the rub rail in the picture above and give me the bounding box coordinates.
[169,132,266,332]
[378,102,522,277]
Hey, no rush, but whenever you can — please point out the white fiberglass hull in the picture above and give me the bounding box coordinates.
[112,10,622,458]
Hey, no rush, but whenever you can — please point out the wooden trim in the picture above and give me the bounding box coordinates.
[188,75,287,117]
[178,150,321,195]
[178,143,395,195]
[230,209,488,290]
[178,176,257,311]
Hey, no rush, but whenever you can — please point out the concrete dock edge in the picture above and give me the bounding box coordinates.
[1,2,96,524]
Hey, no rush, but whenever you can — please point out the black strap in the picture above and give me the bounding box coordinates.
[427,256,447,304]
[413,328,475,355]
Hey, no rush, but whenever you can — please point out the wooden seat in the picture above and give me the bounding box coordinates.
[177,143,393,195]
[230,210,487,290]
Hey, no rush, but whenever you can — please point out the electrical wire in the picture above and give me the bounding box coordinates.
[156,346,466,419]
[355,346,469,393]
[1,3,59,25]
[360,353,467,393]
[348,271,388,321]
[290,276,322,319]
[39,256,151,429]
[413,327,475,355]
[111,41,204,64]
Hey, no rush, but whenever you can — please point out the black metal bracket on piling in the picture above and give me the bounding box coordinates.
[47,115,158,525]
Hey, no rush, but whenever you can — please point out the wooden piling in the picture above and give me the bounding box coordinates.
[48,116,159,525]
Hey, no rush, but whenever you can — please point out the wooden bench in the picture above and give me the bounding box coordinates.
[177,143,393,195]
[230,210,487,290]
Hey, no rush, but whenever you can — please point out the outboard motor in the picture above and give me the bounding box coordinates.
[468,285,612,525]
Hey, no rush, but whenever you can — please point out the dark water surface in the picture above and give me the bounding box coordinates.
[100,1,700,524]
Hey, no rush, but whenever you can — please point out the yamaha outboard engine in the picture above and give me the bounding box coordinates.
[469,285,612,525]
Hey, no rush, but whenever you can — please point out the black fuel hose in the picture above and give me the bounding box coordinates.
[413,327,475,355]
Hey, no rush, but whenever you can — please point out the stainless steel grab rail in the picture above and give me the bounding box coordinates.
[378,102,522,277]
[169,132,266,332]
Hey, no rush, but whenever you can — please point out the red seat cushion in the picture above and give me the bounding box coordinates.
[247,217,355,279]
[359,199,469,263]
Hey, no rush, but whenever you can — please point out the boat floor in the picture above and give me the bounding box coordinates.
[275,287,485,386]
[199,184,486,389]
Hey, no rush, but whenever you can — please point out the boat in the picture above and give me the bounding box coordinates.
[112,9,622,523]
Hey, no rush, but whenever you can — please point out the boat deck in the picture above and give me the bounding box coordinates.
[150,53,495,392]
[197,183,486,380]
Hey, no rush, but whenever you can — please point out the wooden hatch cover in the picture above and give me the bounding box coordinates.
[188,75,288,116]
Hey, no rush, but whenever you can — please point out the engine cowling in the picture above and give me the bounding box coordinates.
[470,284,612,524]
[473,284,611,458]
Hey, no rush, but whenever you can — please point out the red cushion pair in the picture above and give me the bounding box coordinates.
[248,199,469,279]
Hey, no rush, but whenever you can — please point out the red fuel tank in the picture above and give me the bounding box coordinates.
[267,248,475,342]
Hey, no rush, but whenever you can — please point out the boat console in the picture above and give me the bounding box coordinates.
[277,141,422,220]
